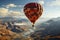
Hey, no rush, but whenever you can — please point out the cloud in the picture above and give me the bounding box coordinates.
[9,11,21,16]
[5,4,24,8]
[19,5,24,8]
[6,4,16,8]
[47,0,60,6]
[0,8,24,17]
[45,10,60,18]
[38,0,44,5]
[8,10,26,18]
[0,8,8,17]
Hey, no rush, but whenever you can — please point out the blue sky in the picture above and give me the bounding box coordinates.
[0,0,60,19]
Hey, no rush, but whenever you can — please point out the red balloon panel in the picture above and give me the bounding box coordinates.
[24,3,43,24]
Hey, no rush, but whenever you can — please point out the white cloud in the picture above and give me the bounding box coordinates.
[6,4,16,8]
[47,0,60,6]
[9,11,21,16]
[8,10,26,18]
[45,11,60,18]
[38,0,44,5]
[5,4,23,8]
[0,8,8,17]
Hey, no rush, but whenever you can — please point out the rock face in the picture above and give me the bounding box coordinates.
[30,17,60,40]
[0,17,60,40]
[0,20,33,40]
[0,22,22,40]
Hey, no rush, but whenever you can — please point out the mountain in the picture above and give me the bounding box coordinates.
[0,16,29,23]
[35,17,50,25]
[0,17,32,40]
[0,16,31,33]
[30,17,60,40]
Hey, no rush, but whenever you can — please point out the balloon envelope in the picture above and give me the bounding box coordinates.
[24,3,43,24]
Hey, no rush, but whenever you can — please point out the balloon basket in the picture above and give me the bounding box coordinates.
[32,24,36,30]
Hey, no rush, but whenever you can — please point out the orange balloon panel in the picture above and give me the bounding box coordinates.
[24,3,43,24]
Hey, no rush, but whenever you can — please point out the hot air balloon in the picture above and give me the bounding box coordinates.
[24,2,43,28]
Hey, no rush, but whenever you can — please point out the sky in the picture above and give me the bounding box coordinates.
[0,0,60,19]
